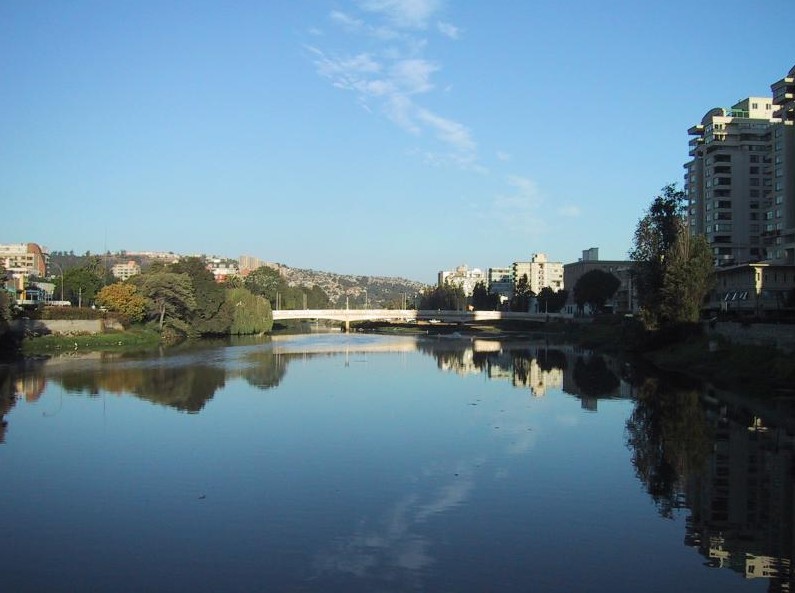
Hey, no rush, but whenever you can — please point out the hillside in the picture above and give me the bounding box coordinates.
[280,266,427,308]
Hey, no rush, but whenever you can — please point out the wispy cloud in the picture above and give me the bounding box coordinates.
[496,150,511,162]
[558,205,581,217]
[359,0,442,29]
[483,175,546,234]
[437,21,460,39]
[307,1,474,168]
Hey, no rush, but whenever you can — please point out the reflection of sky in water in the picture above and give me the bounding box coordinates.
[0,335,777,593]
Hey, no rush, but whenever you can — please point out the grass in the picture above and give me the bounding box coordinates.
[21,327,161,355]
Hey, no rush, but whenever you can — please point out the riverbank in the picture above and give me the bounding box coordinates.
[19,327,161,356]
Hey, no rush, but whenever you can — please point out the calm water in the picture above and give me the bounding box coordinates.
[0,333,792,593]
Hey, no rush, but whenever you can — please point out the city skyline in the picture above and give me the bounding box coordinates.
[2,1,794,283]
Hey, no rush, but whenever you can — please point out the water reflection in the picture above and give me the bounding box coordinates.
[626,376,795,590]
[1,335,793,591]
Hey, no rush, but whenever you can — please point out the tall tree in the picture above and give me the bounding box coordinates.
[471,281,500,310]
[536,287,568,314]
[511,274,533,312]
[244,266,283,304]
[660,224,715,323]
[630,184,688,327]
[138,272,197,336]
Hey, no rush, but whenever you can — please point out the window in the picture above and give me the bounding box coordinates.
[750,166,759,174]
[752,102,758,109]
[750,155,759,163]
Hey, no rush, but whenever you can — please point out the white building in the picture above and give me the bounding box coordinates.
[512,253,564,295]
[111,260,141,281]
[438,265,487,297]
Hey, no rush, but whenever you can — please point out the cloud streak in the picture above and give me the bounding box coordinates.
[307,1,475,167]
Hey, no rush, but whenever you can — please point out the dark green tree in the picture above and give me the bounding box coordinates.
[536,287,568,313]
[138,272,197,337]
[244,266,283,304]
[573,270,620,314]
[510,274,533,312]
[660,227,715,323]
[630,184,687,327]
[471,281,500,310]
[59,265,106,307]
[418,283,465,310]
[170,257,230,335]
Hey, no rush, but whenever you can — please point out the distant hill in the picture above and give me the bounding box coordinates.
[279,266,427,308]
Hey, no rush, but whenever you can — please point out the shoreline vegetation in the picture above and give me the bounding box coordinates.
[9,316,795,397]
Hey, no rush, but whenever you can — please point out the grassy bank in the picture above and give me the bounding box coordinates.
[21,327,161,355]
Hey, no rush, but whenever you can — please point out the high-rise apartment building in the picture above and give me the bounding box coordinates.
[768,65,795,263]
[685,97,776,266]
[512,253,563,295]
[685,64,795,266]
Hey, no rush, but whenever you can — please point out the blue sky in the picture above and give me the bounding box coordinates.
[2,1,794,283]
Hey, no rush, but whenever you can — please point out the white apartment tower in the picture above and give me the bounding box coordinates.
[685,97,777,266]
[685,64,795,266]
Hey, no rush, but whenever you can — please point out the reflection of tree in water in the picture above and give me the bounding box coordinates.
[240,350,288,390]
[536,348,566,372]
[625,378,711,518]
[572,355,620,398]
[53,364,226,413]
[0,361,48,443]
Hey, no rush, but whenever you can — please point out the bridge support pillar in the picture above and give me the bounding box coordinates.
[344,319,350,333]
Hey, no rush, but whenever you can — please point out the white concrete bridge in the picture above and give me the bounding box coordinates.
[272,309,562,331]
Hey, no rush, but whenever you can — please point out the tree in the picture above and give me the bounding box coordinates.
[536,287,568,314]
[226,287,273,335]
[59,266,106,307]
[630,184,715,327]
[418,283,465,310]
[471,281,500,310]
[138,272,197,336]
[573,270,620,314]
[96,282,147,324]
[511,274,533,312]
[170,257,229,334]
[244,266,282,303]
[660,227,715,323]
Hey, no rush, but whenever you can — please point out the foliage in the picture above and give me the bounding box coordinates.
[418,283,466,310]
[57,264,108,307]
[536,287,568,313]
[96,282,147,324]
[226,287,273,335]
[471,281,501,310]
[660,229,715,323]
[244,266,282,302]
[573,270,620,313]
[630,184,714,327]
[170,257,229,335]
[510,274,533,312]
[625,378,712,518]
[137,272,197,337]
[571,355,620,397]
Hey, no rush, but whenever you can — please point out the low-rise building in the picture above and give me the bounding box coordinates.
[705,261,795,316]
[111,260,141,281]
[562,248,636,314]
[0,243,48,277]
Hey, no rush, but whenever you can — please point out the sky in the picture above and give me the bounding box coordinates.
[2,1,794,284]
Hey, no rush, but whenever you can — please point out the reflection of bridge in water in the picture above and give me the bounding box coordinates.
[272,309,560,331]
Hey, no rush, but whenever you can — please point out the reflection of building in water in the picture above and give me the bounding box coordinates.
[15,375,46,402]
[520,358,563,397]
[685,406,794,591]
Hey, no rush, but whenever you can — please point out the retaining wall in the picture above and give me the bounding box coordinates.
[10,319,108,336]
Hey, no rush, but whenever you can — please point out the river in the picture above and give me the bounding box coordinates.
[0,333,792,592]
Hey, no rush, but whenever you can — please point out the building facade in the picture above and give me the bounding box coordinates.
[487,266,513,302]
[685,64,795,268]
[111,260,141,281]
[685,97,777,266]
[512,253,563,295]
[767,65,795,263]
[0,243,47,277]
